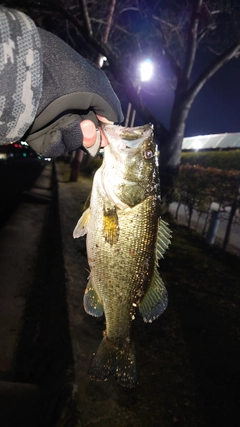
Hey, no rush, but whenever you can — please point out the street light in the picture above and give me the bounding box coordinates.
[140,58,153,82]
[125,59,153,127]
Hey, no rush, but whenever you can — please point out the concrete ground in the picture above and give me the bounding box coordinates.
[0,164,52,426]
[0,160,90,426]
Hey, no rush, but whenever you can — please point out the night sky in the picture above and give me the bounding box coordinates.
[138,54,240,138]
[186,56,240,137]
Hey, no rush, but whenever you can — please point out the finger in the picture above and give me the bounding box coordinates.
[80,119,102,156]
[81,117,112,149]
[96,114,113,124]
[81,116,113,151]
[80,120,97,148]
[96,115,113,147]
[26,114,84,157]
[99,128,109,147]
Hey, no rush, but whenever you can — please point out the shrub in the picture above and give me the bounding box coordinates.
[181,150,240,171]
[172,164,240,229]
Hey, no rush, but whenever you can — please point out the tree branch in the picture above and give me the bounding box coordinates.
[187,39,240,103]
[84,32,169,140]
[103,0,116,44]
[153,15,182,79]
[63,3,169,141]
[182,0,203,81]
[81,0,93,36]
[98,0,116,67]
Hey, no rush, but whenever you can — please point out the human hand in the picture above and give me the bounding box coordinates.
[26,28,123,157]
[80,115,111,153]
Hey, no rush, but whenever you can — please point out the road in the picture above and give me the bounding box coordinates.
[0,158,45,227]
[0,161,53,426]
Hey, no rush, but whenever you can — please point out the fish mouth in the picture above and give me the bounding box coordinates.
[102,123,153,150]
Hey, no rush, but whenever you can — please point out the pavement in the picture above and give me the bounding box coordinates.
[0,160,94,426]
[0,163,52,426]
[0,165,52,378]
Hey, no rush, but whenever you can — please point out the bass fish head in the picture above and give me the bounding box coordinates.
[101,123,161,208]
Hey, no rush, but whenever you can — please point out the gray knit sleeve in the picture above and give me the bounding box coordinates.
[0,6,42,145]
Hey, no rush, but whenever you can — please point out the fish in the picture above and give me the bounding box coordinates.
[73,123,171,388]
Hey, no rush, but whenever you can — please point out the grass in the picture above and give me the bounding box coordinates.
[162,217,240,293]
[156,218,240,426]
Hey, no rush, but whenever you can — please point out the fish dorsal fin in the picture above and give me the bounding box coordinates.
[139,268,168,322]
[103,205,119,245]
[73,207,91,238]
[156,219,171,264]
[84,277,103,317]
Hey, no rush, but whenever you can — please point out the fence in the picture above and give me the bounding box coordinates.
[170,164,240,252]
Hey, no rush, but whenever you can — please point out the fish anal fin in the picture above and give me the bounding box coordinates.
[103,206,119,245]
[89,337,137,388]
[73,208,91,238]
[84,278,103,317]
[139,269,168,322]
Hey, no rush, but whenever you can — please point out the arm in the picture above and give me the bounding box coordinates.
[0,6,42,146]
[0,7,123,156]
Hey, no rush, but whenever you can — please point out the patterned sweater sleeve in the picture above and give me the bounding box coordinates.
[0,6,42,145]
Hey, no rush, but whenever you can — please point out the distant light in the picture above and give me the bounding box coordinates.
[140,59,153,82]
[192,139,202,151]
[99,56,107,68]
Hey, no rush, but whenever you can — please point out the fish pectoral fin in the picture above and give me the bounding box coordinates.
[73,208,91,238]
[156,219,172,263]
[103,206,119,245]
[139,268,168,322]
[83,279,103,317]
[83,191,91,211]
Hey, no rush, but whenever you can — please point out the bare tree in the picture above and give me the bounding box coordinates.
[76,0,240,200]
[152,0,240,199]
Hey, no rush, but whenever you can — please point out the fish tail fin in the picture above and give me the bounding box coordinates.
[88,337,137,388]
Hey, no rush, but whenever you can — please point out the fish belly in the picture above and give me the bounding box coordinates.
[86,176,159,347]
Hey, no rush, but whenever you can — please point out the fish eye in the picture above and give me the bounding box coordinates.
[144,149,154,159]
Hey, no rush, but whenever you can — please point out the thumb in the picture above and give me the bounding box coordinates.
[80,120,97,148]
[80,120,102,156]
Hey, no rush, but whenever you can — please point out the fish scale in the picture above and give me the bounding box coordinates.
[89,179,159,344]
[73,123,171,387]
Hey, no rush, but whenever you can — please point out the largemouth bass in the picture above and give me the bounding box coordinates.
[73,123,171,387]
